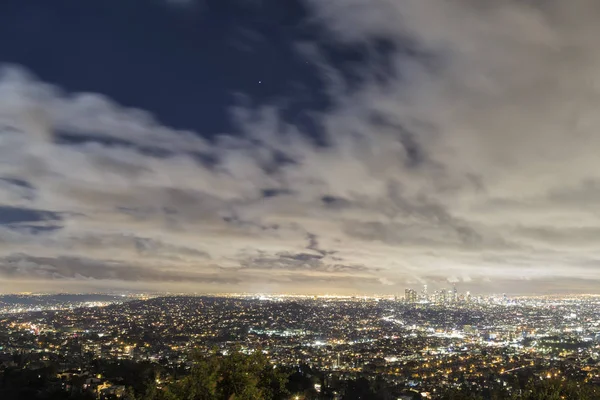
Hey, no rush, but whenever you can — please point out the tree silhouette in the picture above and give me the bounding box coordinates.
[140,350,288,400]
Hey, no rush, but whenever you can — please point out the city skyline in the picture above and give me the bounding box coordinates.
[1,0,600,294]
[2,292,600,399]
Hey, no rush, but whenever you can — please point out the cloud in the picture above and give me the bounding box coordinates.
[0,254,237,284]
[1,0,600,294]
[379,277,394,286]
[239,249,371,274]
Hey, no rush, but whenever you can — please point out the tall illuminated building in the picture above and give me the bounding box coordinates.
[453,284,458,303]
[405,289,417,303]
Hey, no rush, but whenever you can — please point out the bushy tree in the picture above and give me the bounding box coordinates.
[140,350,288,400]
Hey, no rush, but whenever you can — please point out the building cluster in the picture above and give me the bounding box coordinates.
[0,293,600,398]
[405,285,476,305]
[0,294,138,314]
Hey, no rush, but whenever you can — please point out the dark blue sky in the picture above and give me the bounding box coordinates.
[0,0,396,232]
[0,0,341,136]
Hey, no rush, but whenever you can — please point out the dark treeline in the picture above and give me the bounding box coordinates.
[1,351,600,400]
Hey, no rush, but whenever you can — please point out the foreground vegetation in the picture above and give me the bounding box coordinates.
[139,352,600,400]
[140,351,288,400]
[2,350,600,399]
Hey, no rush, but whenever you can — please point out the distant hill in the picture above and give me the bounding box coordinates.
[0,294,127,312]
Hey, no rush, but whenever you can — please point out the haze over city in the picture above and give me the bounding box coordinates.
[1,0,600,295]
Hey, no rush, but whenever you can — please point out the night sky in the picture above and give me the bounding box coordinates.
[0,0,599,294]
